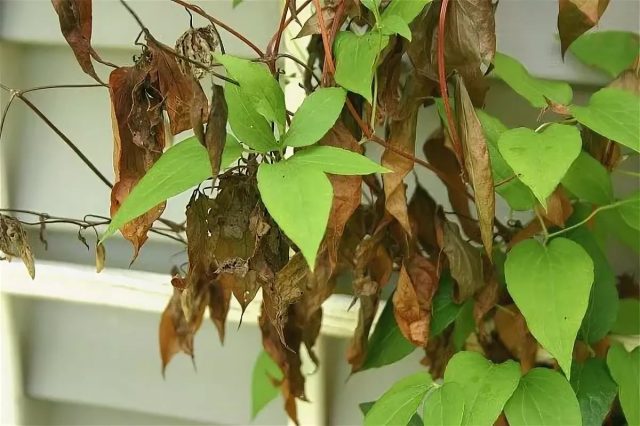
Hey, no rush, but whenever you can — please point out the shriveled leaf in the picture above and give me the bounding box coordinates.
[334,30,389,102]
[498,124,582,208]
[492,52,573,108]
[454,75,494,257]
[364,372,433,426]
[95,243,105,273]
[618,191,640,231]
[101,135,241,242]
[440,222,484,303]
[561,151,613,205]
[289,145,388,174]
[251,350,283,419]
[569,31,640,77]
[224,84,278,152]
[505,368,581,426]
[0,214,35,279]
[558,0,611,56]
[51,0,102,83]
[284,87,346,147]
[494,305,538,372]
[611,299,640,335]
[393,256,439,346]
[570,88,640,153]
[607,343,639,426]
[203,84,228,177]
[214,53,286,131]
[570,358,618,426]
[505,238,594,378]
[443,351,521,425]
[295,9,335,39]
[422,382,465,426]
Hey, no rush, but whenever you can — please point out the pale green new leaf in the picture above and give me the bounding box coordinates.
[492,52,573,107]
[443,351,521,425]
[380,15,412,40]
[284,87,347,147]
[215,53,286,131]
[607,344,639,426]
[225,84,278,152]
[102,136,241,242]
[498,124,582,208]
[422,382,465,426]
[360,297,416,371]
[505,238,594,378]
[288,145,389,175]
[618,191,640,231]
[561,151,613,205]
[364,372,432,426]
[570,88,640,153]
[611,299,640,335]
[505,368,581,426]
[257,161,332,269]
[477,110,535,211]
[381,0,431,25]
[571,359,618,426]
[569,31,640,77]
[251,350,283,419]
[334,31,389,102]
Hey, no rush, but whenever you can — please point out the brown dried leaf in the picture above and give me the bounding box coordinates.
[439,221,484,303]
[393,255,439,346]
[108,66,166,257]
[0,214,35,279]
[95,242,105,273]
[204,84,228,177]
[209,278,232,343]
[558,0,611,56]
[295,8,336,39]
[423,132,482,243]
[494,304,538,372]
[536,186,573,228]
[51,0,103,84]
[473,264,499,331]
[609,64,640,96]
[408,185,440,256]
[422,331,456,379]
[454,75,495,257]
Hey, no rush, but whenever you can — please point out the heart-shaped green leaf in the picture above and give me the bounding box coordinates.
[618,191,640,231]
[381,0,431,24]
[607,344,639,426]
[422,382,465,426]
[569,31,640,77]
[364,372,433,426]
[257,160,332,269]
[570,88,640,153]
[505,238,594,378]
[492,52,573,108]
[611,299,640,335]
[284,87,347,147]
[561,151,613,205]
[443,351,521,425]
[498,124,582,208]
[288,145,389,174]
[225,84,278,153]
[571,359,618,426]
[505,368,581,426]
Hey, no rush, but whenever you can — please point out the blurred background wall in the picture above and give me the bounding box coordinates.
[0,1,638,425]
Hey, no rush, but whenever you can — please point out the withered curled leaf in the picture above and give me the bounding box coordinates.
[175,25,220,80]
[95,242,105,273]
[51,0,103,84]
[439,221,484,303]
[205,84,229,178]
[0,214,35,279]
[494,304,538,372]
[558,0,611,56]
[454,75,495,258]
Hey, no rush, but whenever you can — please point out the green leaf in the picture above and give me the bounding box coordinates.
[232,0,243,7]
[566,227,618,344]
[257,160,332,269]
[225,84,278,152]
[561,151,613,205]
[364,372,433,426]
[422,382,465,426]
[505,368,582,426]
[430,272,464,337]
[492,52,573,108]
[607,343,640,426]
[288,145,389,175]
[571,358,618,426]
[360,0,381,14]
[443,351,521,425]
[215,53,286,131]
[570,88,640,153]
[477,110,535,211]
[360,297,416,371]
[284,87,347,147]
[251,350,283,419]
[381,0,431,25]
[611,299,640,335]
[380,15,412,40]
[505,238,594,378]
[334,30,389,103]
[498,124,582,208]
[101,136,241,242]
[452,299,474,350]
[569,31,640,77]
[618,191,640,231]
[360,401,423,426]
[595,207,640,253]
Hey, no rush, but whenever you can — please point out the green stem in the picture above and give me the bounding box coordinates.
[546,199,631,239]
